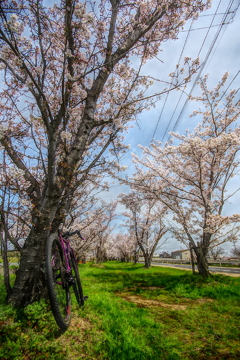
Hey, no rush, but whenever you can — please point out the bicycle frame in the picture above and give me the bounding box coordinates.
[58,231,72,274]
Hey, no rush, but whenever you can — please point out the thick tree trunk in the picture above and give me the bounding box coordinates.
[7,230,47,307]
[144,255,151,269]
[6,170,70,307]
[195,246,210,277]
[7,197,61,307]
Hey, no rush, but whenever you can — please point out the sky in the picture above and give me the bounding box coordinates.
[102,0,240,254]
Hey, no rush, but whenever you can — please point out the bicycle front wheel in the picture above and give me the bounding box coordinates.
[45,235,71,330]
[70,251,85,306]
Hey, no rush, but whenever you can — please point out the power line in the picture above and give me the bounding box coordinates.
[161,91,184,142]
[160,0,223,142]
[180,22,231,32]
[203,24,228,71]
[197,12,235,17]
[168,0,240,139]
[219,69,240,101]
[152,0,240,143]
[198,0,223,57]
[151,20,194,141]
[198,0,239,73]
[156,0,223,142]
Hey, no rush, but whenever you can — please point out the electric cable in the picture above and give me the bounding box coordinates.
[161,0,223,141]
[160,0,222,142]
[219,69,240,101]
[168,0,240,139]
[151,20,194,141]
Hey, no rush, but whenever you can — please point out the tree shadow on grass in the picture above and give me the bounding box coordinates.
[88,262,240,301]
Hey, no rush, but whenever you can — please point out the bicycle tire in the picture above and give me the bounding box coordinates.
[70,251,85,306]
[45,235,71,330]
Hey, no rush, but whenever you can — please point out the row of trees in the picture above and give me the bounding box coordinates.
[1,0,240,308]
[2,76,240,278]
[2,164,240,278]
[1,73,240,290]
[0,0,211,307]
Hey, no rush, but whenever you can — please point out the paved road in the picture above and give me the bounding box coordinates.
[140,262,240,275]
[2,262,240,276]
[0,263,19,267]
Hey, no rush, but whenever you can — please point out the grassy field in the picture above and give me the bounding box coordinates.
[1,261,240,360]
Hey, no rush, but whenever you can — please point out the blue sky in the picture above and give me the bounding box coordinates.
[126,0,240,154]
[102,0,240,254]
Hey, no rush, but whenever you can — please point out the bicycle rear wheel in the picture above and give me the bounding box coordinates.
[45,235,71,330]
[70,251,85,306]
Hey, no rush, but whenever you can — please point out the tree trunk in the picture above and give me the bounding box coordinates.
[0,231,11,296]
[133,252,139,265]
[144,254,151,269]
[189,242,196,275]
[195,246,210,277]
[6,182,66,307]
[96,245,107,264]
[7,231,47,307]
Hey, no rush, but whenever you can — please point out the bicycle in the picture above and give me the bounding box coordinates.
[45,229,88,330]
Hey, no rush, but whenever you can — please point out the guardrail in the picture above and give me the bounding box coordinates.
[139,257,240,266]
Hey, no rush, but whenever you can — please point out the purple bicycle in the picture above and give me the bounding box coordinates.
[45,229,88,330]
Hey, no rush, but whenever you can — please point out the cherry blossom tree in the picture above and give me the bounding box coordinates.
[0,0,210,306]
[1,150,31,295]
[119,191,168,268]
[208,246,225,260]
[0,157,29,253]
[69,200,117,263]
[230,244,240,258]
[107,232,137,262]
[52,178,112,262]
[0,188,24,295]
[131,74,240,276]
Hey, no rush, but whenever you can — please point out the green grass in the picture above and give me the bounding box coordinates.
[0,255,20,263]
[1,262,240,359]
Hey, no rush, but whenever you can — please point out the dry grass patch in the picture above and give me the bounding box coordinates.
[59,315,92,343]
[68,315,92,331]
[116,287,214,311]
[195,298,214,304]
[118,293,188,310]
[90,264,106,268]
[139,286,165,290]
[58,315,93,359]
